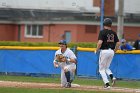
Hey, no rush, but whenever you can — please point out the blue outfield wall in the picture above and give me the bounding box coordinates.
[0,49,140,79]
[77,51,140,79]
[113,54,140,79]
[77,51,99,77]
[0,50,60,74]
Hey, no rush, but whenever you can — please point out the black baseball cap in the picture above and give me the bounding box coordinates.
[103,18,112,26]
[58,40,67,45]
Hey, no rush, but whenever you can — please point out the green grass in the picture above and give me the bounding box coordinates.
[0,75,139,93]
[74,78,140,89]
[0,75,140,89]
[0,75,60,83]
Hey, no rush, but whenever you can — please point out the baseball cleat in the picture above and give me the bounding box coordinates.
[104,83,111,89]
[104,85,111,89]
[111,77,116,87]
[64,82,71,88]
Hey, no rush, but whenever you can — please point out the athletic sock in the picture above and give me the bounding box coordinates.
[109,74,113,80]
[65,71,70,82]
[105,83,110,87]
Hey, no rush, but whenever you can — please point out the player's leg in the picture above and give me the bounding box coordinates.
[61,69,67,87]
[106,68,116,86]
[105,50,116,86]
[65,71,71,83]
[63,64,76,88]
[105,52,114,76]
[69,64,76,83]
[70,69,75,83]
[64,66,71,88]
[99,50,110,88]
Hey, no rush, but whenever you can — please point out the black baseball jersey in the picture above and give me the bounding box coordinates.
[133,40,140,50]
[98,29,119,49]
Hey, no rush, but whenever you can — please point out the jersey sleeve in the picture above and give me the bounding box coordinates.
[98,31,103,40]
[69,50,77,59]
[53,51,59,63]
[114,32,119,43]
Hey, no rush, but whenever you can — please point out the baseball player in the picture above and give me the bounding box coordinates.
[53,40,77,88]
[95,18,120,89]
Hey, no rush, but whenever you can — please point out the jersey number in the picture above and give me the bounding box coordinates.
[107,34,114,42]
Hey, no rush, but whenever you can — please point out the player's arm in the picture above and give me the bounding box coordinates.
[53,53,59,68]
[68,58,77,63]
[95,31,103,52]
[114,41,120,52]
[53,62,59,68]
[96,40,103,52]
[114,33,120,52]
[68,51,77,64]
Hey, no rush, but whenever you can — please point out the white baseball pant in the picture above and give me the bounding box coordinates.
[99,49,114,84]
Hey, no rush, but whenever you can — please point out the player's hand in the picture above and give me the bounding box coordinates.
[94,50,100,55]
[56,64,59,68]
[54,64,59,68]
[54,62,59,68]
[94,50,97,54]
[95,50,99,54]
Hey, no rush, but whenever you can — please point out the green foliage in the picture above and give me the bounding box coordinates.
[0,41,97,48]
[69,42,97,48]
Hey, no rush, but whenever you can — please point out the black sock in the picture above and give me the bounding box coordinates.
[109,74,113,80]
[106,83,110,86]
[65,71,70,82]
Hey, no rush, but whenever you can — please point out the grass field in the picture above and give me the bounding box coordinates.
[0,75,140,93]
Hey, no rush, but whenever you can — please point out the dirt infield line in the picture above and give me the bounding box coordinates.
[0,81,140,93]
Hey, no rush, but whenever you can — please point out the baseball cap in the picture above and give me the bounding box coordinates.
[103,18,112,26]
[58,40,67,45]
[121,39,126,43]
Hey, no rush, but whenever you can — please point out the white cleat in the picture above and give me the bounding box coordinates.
[104,85,111,89]
[111,77,116,87]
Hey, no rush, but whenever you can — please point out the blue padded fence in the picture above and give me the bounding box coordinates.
[0,50,60,74]
[0,49,140,79]
[77,51,140,80]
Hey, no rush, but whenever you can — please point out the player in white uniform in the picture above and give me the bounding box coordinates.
[53,40,77,88]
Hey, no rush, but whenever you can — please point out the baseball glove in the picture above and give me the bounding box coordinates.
[55,54,67,62]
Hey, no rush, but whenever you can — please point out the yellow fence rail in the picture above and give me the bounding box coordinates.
[77,47,140,54]
[0,46,59,50]
[0,46,140,54]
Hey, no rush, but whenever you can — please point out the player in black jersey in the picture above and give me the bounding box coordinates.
[95,18,120,89]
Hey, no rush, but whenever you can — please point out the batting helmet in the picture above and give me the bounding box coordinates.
[103,18,112,26]
[58,40,67,45]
